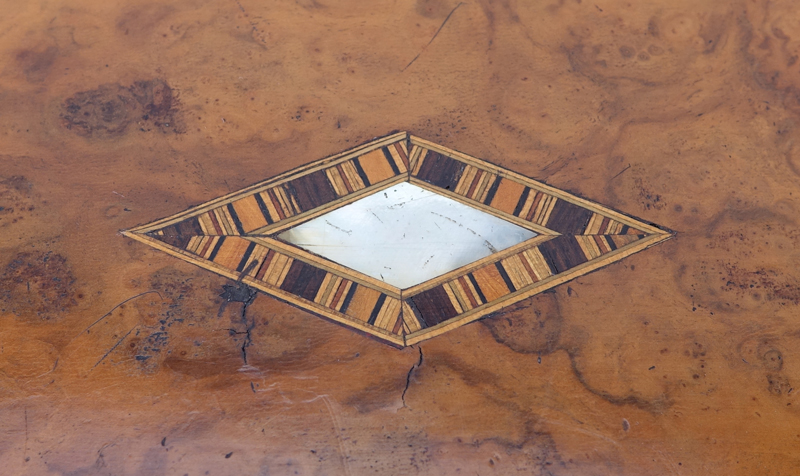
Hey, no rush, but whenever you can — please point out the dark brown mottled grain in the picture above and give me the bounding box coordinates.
[1,0,800,474]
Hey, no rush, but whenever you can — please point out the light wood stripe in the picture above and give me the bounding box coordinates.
[358,149,395,183]
[401,302,422,333]
[332,281,353,312]
[185,236,201,253]
[314,273,336,305]
[273,186,295,217]
[201,236,220,259]
[442,282,465,314]
[325,168,349,197]
[247,246,270,277]
[232,195,268,232]
[459,275,483,306]
[197,214,212,235]
[502,254,535,289]
[375,298,400,330]
[386,146,408,173]
[448,280,472,312]
[517,188,537,218]
[475,173,497,202]
[397,139,408,156]
[594,235,611,254]
[323,276,344,307]
[490,179,527,214]
[585,213,602,234]
[531,195,553,224]
[574,235,599,260]
[522,247,552,280]
[209,208,229,235]
[257,191,281,222]
[262,253,290,286]
[411,148,427,175]
[454,165,478,196]
[219,206,240,235]
[340,161,366,190]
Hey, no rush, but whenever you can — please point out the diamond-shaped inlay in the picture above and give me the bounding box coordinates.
[123,132,672,347]
[279,182,536,289]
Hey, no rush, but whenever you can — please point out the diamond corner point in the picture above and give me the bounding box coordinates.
[125,131,671,347]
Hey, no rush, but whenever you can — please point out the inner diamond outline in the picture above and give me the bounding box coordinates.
[278,181,538,289]
[123,132,672,347]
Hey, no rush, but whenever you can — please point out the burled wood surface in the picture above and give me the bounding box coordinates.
[1,0,799,474]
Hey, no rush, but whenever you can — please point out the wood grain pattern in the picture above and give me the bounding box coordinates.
[129,131,668,347]
[2,0,799,474]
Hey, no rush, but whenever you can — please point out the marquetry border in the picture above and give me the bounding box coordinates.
[123,131,673,347]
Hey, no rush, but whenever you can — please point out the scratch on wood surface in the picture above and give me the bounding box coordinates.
[402,2,466,72]
[610,164,632,181]
[77,291,163,337]
[92,326,137,370]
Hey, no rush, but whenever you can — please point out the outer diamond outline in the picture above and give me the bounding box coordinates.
[123,132,672,347]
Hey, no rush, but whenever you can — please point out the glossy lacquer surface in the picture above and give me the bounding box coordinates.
[1,0,800,474]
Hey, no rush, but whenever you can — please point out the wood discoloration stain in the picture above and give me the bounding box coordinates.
[2,0,800,474]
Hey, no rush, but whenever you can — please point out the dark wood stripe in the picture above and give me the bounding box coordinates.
[207,210,224,234]
[403,299,427,330]
[352,158,371,187]
[483,176,502,205]
[598,216,610,234]
[198,236,214,257]
[606,235,618,251]
[253,193,274,225]
[367,294,387,326]
[235,241,257,272]
[393,142,409,169]
[207,236,225,262]
[287,169,337,212]
[526,192,543,221]
[457,276,479,308]
[495,262,517,293]
[339,282,358,313]
[512,187,531,216]
[537,235,589,274]
[329,278,349,309]
[279,260,305,295]
[593,235,610,254]
[267,189,286,219]
[280,261,328,301]
[226,203,245,235]
[467,273,487,304]
[409,286,459,327]
[545,200,594,234]
[518,252,538,282]
[336,164,354,193]
[150,216,203,249]
[416,152,465,191]
[382,147,401,176]
[392,315,404,334]
[255,250,275,280]
[620,225,629,234]
[466,169,484,198]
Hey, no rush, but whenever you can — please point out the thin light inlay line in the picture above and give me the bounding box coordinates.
[278,182,537,289]
[123,131,672,347]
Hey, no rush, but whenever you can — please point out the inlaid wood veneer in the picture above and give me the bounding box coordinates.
[124,132,672,347]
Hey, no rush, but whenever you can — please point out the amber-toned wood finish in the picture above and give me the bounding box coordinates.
[1,0,799,474]
[124,132,668,347]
